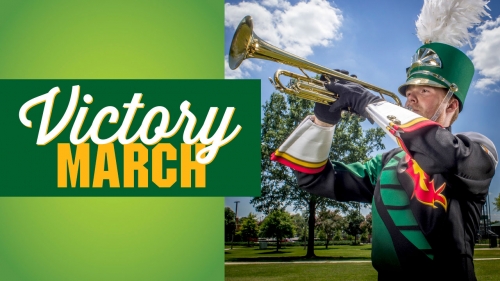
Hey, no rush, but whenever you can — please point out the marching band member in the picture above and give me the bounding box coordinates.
[271,1,497,280]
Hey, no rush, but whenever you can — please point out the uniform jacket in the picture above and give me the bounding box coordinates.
[294,126,497,281]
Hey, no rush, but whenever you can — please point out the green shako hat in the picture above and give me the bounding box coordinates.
[398,42,474,112]
[398,0,490,112]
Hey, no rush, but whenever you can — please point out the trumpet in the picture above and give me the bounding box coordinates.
[228,15,402,106]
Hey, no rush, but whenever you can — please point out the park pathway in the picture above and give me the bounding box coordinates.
[226,257,500,265]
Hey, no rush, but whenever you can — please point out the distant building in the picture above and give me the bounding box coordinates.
[491,222,500,236]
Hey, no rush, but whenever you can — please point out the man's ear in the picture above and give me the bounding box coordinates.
[446,98,459,113]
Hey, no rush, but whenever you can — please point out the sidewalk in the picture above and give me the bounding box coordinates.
[226,257,500,265]
[226,260,371,265]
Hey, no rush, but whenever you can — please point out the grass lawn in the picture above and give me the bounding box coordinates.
[225,245,372,262]
[225,246,500,280]
[474,248,500,258]
[226,263,377,281]
[225,261,500,281]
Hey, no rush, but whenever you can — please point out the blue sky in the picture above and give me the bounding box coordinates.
[224,0,500,220]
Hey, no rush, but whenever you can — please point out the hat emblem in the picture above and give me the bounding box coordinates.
[407,48,442,77]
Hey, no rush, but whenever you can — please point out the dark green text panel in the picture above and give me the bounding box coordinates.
[1,79,261,196]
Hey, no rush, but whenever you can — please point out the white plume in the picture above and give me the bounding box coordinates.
[416,0,490,47]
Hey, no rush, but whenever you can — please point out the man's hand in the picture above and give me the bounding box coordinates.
[313,70,350,125]
[314,69,383,119]
[314,103,342,125]
[311,114,335,127]
[323,70,382,119]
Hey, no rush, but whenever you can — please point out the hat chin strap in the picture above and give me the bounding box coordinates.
[430,89,454,122]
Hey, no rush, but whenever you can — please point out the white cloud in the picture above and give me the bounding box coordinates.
[491,210,500,223]
[468,16,500,91]
[225,0,343,59]
[261,0,291,9]
[475,78,495,89]
[224,55,262,79]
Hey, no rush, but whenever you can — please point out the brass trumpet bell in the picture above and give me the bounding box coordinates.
[229,15,254,70]
[228,15,402,106]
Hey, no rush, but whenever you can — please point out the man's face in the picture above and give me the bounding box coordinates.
[404,85,447,120]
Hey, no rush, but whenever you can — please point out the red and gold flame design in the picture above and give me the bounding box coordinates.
[405,154,447,211]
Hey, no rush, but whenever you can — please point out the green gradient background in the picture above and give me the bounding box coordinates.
[0,1,225,280]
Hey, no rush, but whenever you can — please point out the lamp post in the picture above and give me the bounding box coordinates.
[488,193,491,232]
[230,201,240,250]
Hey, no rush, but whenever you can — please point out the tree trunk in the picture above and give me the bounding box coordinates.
[306,197,317,258]
[303,229,307,250]
[276,240,280,252]
[247,239,250,247]
[326,238,329,249]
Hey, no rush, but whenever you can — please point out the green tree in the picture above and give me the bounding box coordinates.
[334,229,343,241]
[291,213,306,238]
[360,212,373,236]
[494,193,500,211]
[254,92,385,257]
[259,209,295,251]
[316,209,344,249]
[291,212,309,248]
[225,207,235,242]
[317,229,327,241]
[345,208,365,245]
[240,213,259,246]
